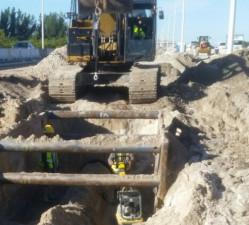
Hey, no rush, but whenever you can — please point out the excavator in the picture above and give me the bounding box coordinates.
[48,0,164,104]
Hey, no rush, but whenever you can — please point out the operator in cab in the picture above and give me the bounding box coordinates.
[133,16,146,39]
[133,15,146,39]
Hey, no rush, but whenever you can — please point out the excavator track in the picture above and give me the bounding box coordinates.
[129,66,159,104]
[48,65,83,103]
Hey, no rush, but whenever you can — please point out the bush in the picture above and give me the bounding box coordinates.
[28,37,67,49]
[0,29,67,49]
[0,30,18,48]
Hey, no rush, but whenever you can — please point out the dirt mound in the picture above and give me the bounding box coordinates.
[38,162,116,225]
[140,49,249,225]
[34,46,68,79]
[179,52,249,86]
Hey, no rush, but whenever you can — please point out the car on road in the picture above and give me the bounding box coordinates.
[12,41,35,49]
[217,42,227,54]
[233,40,243,51]
[218,42,226,50]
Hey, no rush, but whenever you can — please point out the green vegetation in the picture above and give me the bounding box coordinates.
[0,29,17,47]
[0,7,67,48]
[243,41,249,48]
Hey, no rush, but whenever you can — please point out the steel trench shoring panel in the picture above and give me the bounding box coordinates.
[0,141,159,153]
[0,140,168,212]
[0,173,160,187]
[0,141,161,187]
[45,110,160,120]
[0,110,167,200]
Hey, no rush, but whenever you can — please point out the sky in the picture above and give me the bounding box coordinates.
[157,0,249,46]
[1,0,249,46]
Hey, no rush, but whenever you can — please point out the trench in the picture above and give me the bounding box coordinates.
[0,100,160,225]
[0,63,210,225]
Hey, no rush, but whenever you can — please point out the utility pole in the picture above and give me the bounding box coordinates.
[180,0,185,52]
[172,4,177,49]
[227,0,236,54]
[166,16,170,50]
[41,0,44,49]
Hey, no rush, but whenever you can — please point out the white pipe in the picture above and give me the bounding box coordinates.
[180,0,185,52]
[41,0,44,49]
[227,0,236,54]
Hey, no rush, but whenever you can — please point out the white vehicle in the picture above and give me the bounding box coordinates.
[218,42,226,49]
[218,42,227,54]
[233,40,243,50]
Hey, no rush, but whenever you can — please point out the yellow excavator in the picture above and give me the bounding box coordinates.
[48,0,164,104]
[196,36,211,56]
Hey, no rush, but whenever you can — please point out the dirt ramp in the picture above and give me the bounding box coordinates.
[38,162,116,225]
[38,204,96,225]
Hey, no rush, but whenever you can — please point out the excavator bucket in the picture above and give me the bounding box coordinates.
[78,0,133,13]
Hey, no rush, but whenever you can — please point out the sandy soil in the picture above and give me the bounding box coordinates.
[0,47,249,225]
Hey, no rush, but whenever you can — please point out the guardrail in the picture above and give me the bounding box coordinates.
[0,48,54,63]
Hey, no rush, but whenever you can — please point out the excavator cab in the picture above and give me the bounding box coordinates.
[125,3,157,62]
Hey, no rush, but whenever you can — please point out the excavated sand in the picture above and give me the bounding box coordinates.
[0,47,249,225]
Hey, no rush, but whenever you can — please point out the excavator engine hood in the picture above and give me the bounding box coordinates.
[78,0,133,13]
